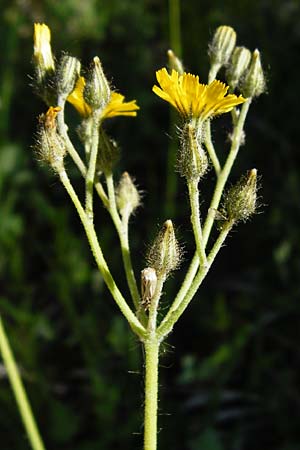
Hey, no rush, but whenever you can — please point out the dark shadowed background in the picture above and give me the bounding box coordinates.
[1,0,300,449]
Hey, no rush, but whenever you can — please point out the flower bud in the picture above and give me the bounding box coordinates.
[240,49,266,98]
[33,23,55,84]
[226,46,251,90]
[223,169,258,223]
[178,123,209,181]
[35,106,66,172]
[141,267,157,311]
[209,25,236,67]
[56,54,81,96]
[84,56,111,110]
[167,49,184,74]
[96,128,119,174]
[116,172,141,219]
[147,220,181,278]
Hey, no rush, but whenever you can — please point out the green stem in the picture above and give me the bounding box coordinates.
[57,95,87,177]
[0,316,46,450]
[105,172,141,310]
[58,169,146,339]
[188,180,207,266]
[157,222,232,340]
[85,118,100,219]
[143,337,160,450]
[204,121,221,175]
[168,0,182,57]
[202,99,251,248]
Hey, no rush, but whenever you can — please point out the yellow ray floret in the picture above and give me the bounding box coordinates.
[67,77,92,117]
[152,68,246,120]
[67,77,139,119]
[33,23,55,71]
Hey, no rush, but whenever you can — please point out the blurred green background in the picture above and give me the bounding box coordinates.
[1,0,300,449]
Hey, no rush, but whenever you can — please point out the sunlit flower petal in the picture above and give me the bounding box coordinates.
[101,92,139,119]
[67,77,92,117]
[153,68,246,120]
[33,23,55,71]
[67,77,139,119]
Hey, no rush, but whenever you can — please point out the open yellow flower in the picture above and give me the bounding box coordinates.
[33,23,55,72]
[67,77,139,119]
[153,68,246,120]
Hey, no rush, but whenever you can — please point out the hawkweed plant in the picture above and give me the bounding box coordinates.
[0,23,265,450]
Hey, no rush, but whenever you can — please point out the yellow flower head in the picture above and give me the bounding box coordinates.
[67,77,139,119]
[33,23,55,72]
[153,68,246,120]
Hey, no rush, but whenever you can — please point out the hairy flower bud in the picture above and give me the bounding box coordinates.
[56,54,81,96]
[167,49,184,74]
[209,25,236,67]
[226,46,251,90]
[96,128,119,174]
[35,106,66,172]
[116,172,141,219]
[178,123,209,181]
[84,56,111,110]
[240,49,266,98]
[223,169,258,223]
[147,220,181,278]
[141,267,157,311]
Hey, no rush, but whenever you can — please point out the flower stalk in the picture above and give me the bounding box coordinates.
[30,22,264,450]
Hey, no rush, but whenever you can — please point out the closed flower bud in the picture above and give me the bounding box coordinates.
[84,56,111,110]
[147,220,181,278]
[167,49,184,74]
[240,49,266,98]
[209,25,236,67]
[116,172,141,219]
[223,169,258,223]
[178,123,209,181]
[226,46,251,90]
[33,23,55,83]
[56,54,81,96]
[96,128,119,174]
[141,267,157,311]
[35,106,66,172]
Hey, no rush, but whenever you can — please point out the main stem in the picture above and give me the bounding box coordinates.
[0,316,46,450]
[144,337,160,450]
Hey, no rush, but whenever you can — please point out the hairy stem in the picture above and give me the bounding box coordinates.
[85,118,100,220]
[157,221,233,340]
[105,172,141,310]
[58,169,146,339]
[188,179,207,266]
[0,316,46,450]
[202,99,251,248]
[143,337,160,450]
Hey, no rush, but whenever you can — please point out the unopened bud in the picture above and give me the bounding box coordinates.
[167,49,184,74]
[56,54,81,96]
[35,106,66,172]
[226,46,251,90]
[96,128,119,173]
[209,25,236,67]
[240,49,266,98]
[116,172,141,219]
[33,23,55,83]
[141,267,157,311]
[84,56,111,110]
[147,220,181,278]
[178,123,209,181]
[223,169,258,223]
